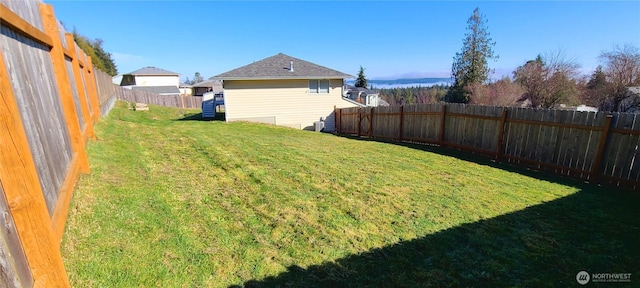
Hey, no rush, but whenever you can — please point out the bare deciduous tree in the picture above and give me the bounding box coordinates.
[468,77,524,106]
[513,51,580,108]
[598,44,640,112]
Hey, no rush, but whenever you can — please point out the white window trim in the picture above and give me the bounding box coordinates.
[309,79,330,94]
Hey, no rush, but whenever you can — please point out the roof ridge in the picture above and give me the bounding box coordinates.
[126,66,179,76]
[214,53,353,80]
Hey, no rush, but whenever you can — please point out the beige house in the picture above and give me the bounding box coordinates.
[213,53,359,130]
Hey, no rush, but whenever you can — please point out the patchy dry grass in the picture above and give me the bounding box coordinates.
[62,102,640,287]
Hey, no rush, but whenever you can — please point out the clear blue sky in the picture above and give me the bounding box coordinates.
[48,1,640,82]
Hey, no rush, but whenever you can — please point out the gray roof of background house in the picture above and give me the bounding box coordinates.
[126,66,179,76]
[346,84,378,95]
[192,80,224,94]
[214,53,354,80]
[192,79,222,87]
[131,86,181,94]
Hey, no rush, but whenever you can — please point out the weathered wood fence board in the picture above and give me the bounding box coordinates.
[114,85,203,109]
[601,114,640,187]
[0,185,34,287]
[76,44,92,118]
[65,57,86,131]
[337,103,640,190]
[94,68,116,116]
[0,0,44,32]
[0,24,74,215]
[1,0,114,286]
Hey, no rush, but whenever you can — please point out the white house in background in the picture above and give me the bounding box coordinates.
[117,66,181,96]
[558,104,599,112]
[345,84,388,107]
[112,74,123,85]
[212,53,358,131]
[622,86,640,113]
[179,83,193,96]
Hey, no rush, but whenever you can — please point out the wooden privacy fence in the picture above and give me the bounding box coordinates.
[115,86,203,109]
[0,0,113,286]
[336,103,640,190]
[94,68,117,116]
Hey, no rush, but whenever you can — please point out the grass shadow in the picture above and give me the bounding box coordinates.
[332,134,616,192]
[234,188,640,287]
[175,112,226,122]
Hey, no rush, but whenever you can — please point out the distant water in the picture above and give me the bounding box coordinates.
[346,78,453,89]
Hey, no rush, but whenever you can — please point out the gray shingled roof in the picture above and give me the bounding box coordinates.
[131,86,181,94]
[126,66,179,76]
[192,79,222,88]
[214,53,354,80]
[346,84,377,95]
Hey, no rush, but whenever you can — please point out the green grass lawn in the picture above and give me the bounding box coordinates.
[62,102,640,287]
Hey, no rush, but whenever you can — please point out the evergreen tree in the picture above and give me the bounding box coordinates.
[73,31,102,70]
[406,88,414,104]
[73,29,118,76]
[587,66,607,91]
[376,86,448,105]
[355,66,368,88]
[447,7,498,103]
[91,38,118,76]
[583,65,608,107]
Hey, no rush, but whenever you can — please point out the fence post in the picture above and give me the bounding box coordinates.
[338,108,342,134]
[85,57,102,122]
[40,3,90,174]
[438,104,447,145]
[0,49,71,288]
[333,105,339,134]
[496,108,508,161]
[357,107,362,136]
[590,114,614,183]
[369,107,374,138]
[398,105,404,141]
[338,108,341,134]
[64,32,95,141]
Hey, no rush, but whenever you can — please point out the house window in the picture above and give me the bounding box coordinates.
[309,79,329,94]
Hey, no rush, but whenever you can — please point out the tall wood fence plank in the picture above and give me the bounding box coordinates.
[0,23,73,216]
[1,45,71,287]
[0,176,34,288]
[113,85,204,109]
[1,0,113,285]
[65,32,94,140]
[336,103,639,190]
